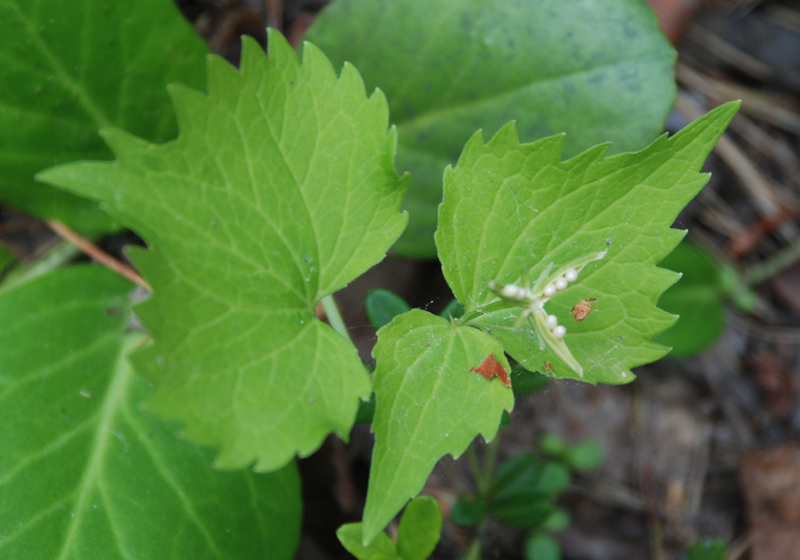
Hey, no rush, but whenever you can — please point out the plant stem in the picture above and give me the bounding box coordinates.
[464,537,483,560]
[483,435,500,485]
[467,445,486,493]
[320,294,349,339]
[465,434,504,559]
[0,241,80,294]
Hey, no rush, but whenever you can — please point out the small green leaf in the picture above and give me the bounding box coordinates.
[0,266,301,559]
[306,0,676,257]
[367,289,412,330]
[489,454,570,529]
[539,433,570,458]
[0,0,208,231]
[686,539,727,560]
[565,440,605,471]
[40,30,408,472]
[543,508,571,532]
[337,523,398,560]
[440,299,465,321]
[655,241,726,357]
[524,533,562,560]
[540,434,604,471]
[451,494,488,528]
[364,309,513,543]
[437,102,739,384]
[397,496,443,560]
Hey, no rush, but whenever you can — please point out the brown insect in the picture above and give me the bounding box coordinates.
[571,298,597,321]
[543,361,552,373]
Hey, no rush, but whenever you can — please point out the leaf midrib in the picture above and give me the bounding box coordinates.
[55,339,131,560]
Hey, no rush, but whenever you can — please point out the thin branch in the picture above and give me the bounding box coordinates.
[46,220,152,292]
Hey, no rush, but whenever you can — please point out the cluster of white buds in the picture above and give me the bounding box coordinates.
[542,267,579,299]
[486,242,611,378]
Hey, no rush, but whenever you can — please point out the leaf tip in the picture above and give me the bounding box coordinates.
[487,121,520,148]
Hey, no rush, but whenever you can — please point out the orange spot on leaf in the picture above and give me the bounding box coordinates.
[470,353,511,387]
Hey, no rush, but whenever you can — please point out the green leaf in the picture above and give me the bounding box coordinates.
[364,309,514,543]
[655,241,726,357]
[0,266,301,559]
[439,299,465,321]
[38,30,408,472]
[396,496,443,560]
[367,289,412,330]
[539,433,570,458]
[686,539,727,560]
[488,454,569,529]
[436,102,739,383]
[524,533,562,560]
[0,0,209,231]
[450,494,488,528]
[306,0,677,257]
[337,523,398,560]
[540,434,604,471]
[565,440,604,471]
[543,508,571,532]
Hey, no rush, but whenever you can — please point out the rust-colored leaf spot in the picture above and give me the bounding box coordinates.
[571,298,598,321]
[543,361,552,373]
[470,353,511,387]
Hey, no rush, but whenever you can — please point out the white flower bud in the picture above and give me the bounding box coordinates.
[545,314,558,330]
[555,277,568,291]
[552,325,566,339]
[501,284,521,298]
[565,268,578,282]
[543,283,557,298]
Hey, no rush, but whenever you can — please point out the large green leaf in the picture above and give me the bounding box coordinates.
[305,0,677,257]
[364,309,513,543]
[436,102,739,384]
[0,266,301,559]
[39,30,408,472]
[0,0,208,231]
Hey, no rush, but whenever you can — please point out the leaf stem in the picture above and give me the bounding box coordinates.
[467,445,487,493]
[464,537,483,560]
[483,435,500,486]
[320,294,349,339]
[0,241,80,294]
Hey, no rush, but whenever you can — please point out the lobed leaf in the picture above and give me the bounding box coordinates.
[0,266,301,559]
[306,0,677,257]
[436,102,739,383]
[364,309,513,543]
[0,0,208,231]
[39,30,408,471]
